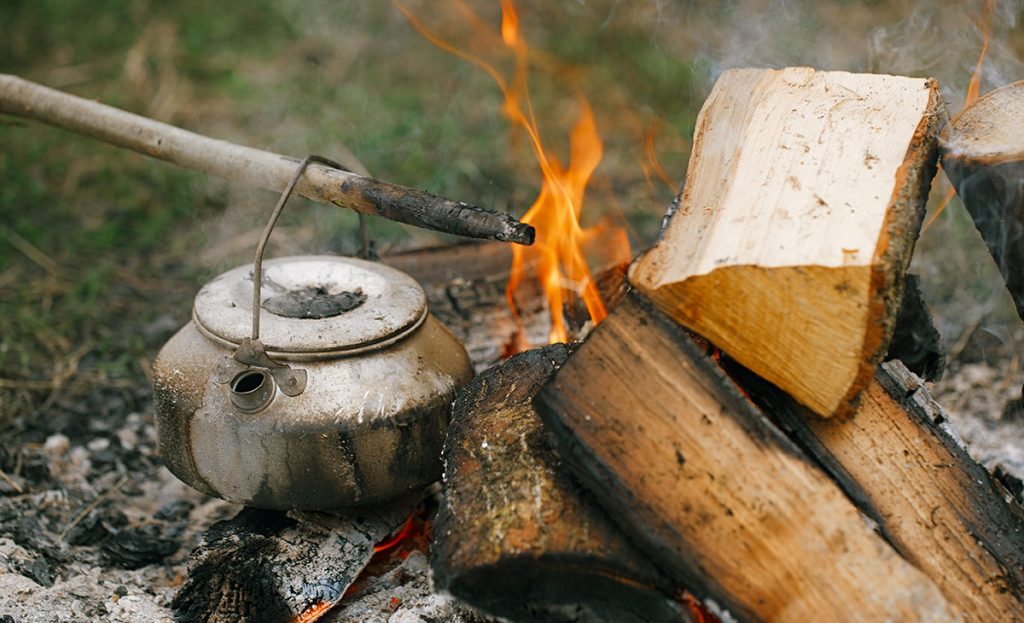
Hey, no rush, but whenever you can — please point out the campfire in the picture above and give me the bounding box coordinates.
[3,2,1024,623]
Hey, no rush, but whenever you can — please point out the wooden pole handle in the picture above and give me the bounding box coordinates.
[0,74,534,246]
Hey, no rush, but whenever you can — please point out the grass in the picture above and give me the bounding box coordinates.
[0,0,1021,427]
[0,1,693,425]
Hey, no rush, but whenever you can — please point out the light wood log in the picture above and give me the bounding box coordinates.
[432,344,686,623]
[730,359,1024,622]
[630,67,944,417]
[0,74,533,245]
[940,80,1024,319]
[535,291,956,622]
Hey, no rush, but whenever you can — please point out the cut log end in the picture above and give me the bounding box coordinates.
[433,344,685,623]
[630,67,945,417]
[941,80,1024,320]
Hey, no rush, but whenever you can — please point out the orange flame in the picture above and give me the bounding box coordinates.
[399,1,620,346]
[644,125,678,192]
[924,0,994,230]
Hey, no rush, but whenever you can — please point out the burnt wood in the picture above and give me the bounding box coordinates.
[432,344,686,623]
[732,358,1024,622]
[172,505,409,623]
[885,273,945,381]
[940,80,1024,319]
[535,291,954,622]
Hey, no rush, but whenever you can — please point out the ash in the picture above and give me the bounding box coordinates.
[935,361,1024,499]
[0,384,484,623]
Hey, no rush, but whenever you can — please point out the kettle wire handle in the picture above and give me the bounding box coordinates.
[251,155,369,341]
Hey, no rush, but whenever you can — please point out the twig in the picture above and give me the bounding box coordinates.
[0,74,534,246]
[0,467,23,494]
[0,226,60,275]
[60,474,129,541]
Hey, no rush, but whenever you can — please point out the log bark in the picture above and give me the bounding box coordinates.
[172,504,410,623]
[629,67,944,417]
[0,74,533,245]
[432,344,686,623]
[940,80,1024,319]
[732,359,1024,622]
[535,291,956,622]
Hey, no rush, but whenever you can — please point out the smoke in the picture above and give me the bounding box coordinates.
[636,0,1023,111]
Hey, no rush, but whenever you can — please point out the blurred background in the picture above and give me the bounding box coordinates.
[1,0,1023,452]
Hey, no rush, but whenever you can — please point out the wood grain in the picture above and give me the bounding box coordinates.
[536,291,955,622]
[630,67,944,417]
[734,359,1024,622]
[432,344,685,623]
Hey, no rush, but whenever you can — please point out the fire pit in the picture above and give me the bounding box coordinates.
[3,2,1024,623]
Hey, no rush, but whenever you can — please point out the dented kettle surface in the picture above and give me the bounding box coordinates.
[152,255,474,510]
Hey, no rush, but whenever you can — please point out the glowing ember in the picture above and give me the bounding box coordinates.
[291,601,333,623]
[924,0,994,230]
[399,0,625,346]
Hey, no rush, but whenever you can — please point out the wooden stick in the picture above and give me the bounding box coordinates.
[0,74,534,245]
[536,291,955,622]
[433,344,685,622]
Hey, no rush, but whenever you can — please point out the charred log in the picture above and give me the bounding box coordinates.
[172,504,410,623]
[885,273,945,381]
[940,80,1024,319]
[432,344,686,623]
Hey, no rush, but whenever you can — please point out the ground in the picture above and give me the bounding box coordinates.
[1,0,1024,620]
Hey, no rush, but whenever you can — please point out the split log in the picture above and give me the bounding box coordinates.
[885,273,945,381]
[729,358,1024,622]
[940,80,1024,318]
[432,344,686,623]
[535,291,956,622]
[172,504,410,623]
[629,67,944,417]
[0,74,533,245]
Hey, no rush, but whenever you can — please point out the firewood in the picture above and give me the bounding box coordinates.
[433,344,686,623]
[730,359,1024,622]
[630,67,944,417]
[172,504,410,623]
[885,273,945,381]
[535,291,955,622]
[940,80,1024,318]
[0,74,534,245]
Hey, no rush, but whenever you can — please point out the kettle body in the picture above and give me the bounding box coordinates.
[152,255,473,510]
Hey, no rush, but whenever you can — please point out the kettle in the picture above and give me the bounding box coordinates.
[152,157,474,510]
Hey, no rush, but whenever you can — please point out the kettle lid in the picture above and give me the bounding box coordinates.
[192,255,427,358]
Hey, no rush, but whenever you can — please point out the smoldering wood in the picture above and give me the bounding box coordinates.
[0,74,534,246]
[940,80,1024,319]
[535,291,955,622]
[172,504,409,623]
[432,344,686,623]
[885,273,945,381]
[630,67,945,418]
[729,358,1024,621]
[383,231,629,370]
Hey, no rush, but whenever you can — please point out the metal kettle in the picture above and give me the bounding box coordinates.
[152,157,474,510]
